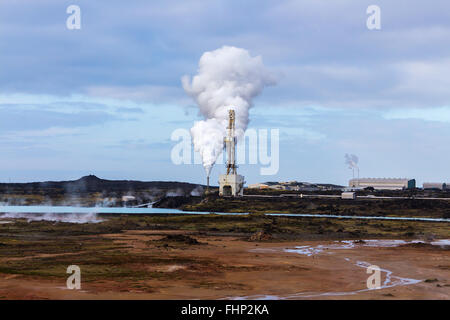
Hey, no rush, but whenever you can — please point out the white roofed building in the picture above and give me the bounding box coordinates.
[349,178,416,190]
[423,182,447,190]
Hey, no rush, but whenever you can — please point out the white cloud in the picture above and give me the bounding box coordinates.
[383,107,450,123]
[0,127,81,142]
[85,85,188,104]
[390,58,450,102]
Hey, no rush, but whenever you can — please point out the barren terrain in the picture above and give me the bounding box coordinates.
[0,214,448,299]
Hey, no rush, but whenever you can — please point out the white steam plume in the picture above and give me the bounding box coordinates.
[182,46,275,176]
[0,212,103,224]
[345,154,359,169]
[345,153,359,179]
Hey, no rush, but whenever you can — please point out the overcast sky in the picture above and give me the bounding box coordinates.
[1,0,450,186]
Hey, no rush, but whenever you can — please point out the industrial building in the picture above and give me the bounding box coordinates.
[423,182,447,190]
[248,183,270,189]
[349,178,416,190]
[219,110,245,196]
[341,192,356,199]
[248,181,343,191]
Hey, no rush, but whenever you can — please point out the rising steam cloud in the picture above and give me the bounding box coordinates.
[345,153,359,179]
[182,46,276,176]
[345,153,359,169]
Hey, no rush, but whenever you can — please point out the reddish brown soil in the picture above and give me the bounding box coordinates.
[0,230,448,300]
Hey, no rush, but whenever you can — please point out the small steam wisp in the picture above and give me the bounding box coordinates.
[345,153,359,179]
[182,46,275,178]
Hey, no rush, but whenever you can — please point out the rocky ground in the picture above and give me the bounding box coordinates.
[0,214,448,299]
[154,194,450,219]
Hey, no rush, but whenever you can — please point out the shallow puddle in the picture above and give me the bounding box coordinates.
[232,239,437,300]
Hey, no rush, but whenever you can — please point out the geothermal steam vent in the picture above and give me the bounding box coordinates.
[219,109,244,196]
[182,46,275,195]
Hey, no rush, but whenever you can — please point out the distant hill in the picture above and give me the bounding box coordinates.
[253,181,344,191]
[0,175,203,194]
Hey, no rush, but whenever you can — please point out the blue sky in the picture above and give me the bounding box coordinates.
[1,0,450,186]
